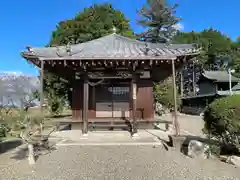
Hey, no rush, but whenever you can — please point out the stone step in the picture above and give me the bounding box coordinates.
[89,123,130,131]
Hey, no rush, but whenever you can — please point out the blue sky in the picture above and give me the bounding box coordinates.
[0,0,239,75]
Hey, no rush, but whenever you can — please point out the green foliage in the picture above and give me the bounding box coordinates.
[44,73,69,100]
[138,0,180,43]
[0,123,8,138]
[50,3,134,45]
[32,90,40,101]
[173,28,240,74]
[0,108,44,138]
[44,73,67,115]
[153,78,181,111]
[44,3,135,110]
[7,115,25,131]
[230,42,240,77]
[174,29,232,54]
[203,95,240,146]
[0,108,24,134]
[47,96,65,116]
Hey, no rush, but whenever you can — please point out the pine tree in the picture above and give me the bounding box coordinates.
[137,0,181,43]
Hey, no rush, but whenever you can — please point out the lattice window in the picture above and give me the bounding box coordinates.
[108,87,129,95]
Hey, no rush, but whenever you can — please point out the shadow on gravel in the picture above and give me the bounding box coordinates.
[10,142,57,162]
[0,139,23,154]
[149,133,218,156]
[144,130,169,151]
[48,114,72,119]
[59,124,71,131]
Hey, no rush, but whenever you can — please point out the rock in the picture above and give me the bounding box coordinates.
[188,140,206,159]
[226,156,240,167]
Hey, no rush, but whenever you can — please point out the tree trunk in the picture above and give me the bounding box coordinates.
[28,144,35,165]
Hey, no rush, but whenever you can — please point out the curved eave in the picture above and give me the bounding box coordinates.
[21,52,41,67]
[202,73,239,83]
[21,52,36,59]
[201,73,216,82]
[21,50,200,61]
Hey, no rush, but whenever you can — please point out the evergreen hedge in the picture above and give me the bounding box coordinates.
[203,95,240,147]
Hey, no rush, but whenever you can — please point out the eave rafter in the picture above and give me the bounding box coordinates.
[24,56,194,71]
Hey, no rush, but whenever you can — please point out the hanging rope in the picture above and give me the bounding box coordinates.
[88,79,104,86]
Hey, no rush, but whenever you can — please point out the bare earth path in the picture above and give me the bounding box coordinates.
[0,145,239,180]
[160,113,205,137]
[176,113,205,137]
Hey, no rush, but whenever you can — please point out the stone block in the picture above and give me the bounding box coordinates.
[187,140,206,159]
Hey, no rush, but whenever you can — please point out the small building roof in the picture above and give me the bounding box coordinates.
[22,33,200,60]
[232,83,240,91]
[201,70,239,83]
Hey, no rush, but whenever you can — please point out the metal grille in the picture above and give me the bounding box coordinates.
[109,86,129,102]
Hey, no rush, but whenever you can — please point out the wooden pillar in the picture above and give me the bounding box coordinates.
[91,86,95,107]
[82,76,89,135]
[192,61,196,96]
[180,70,184,97]
[40,60,44,112]
[91,85,96,118]
[172,59,180,136]
[131,76,138,135]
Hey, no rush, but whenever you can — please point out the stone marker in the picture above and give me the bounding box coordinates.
[188,140,206,159]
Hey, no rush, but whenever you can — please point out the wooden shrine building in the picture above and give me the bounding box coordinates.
[181,70,240,115]
[21,33,200,135]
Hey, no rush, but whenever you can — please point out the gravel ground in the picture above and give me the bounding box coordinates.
[0,145,239,180]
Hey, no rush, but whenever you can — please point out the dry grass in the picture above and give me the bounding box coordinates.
[0,107,72,130]
[0,107,72,139]
[0,107,71,118]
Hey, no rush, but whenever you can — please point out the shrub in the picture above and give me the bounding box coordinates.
[203,95,240,147]
[0,123,8,138]
[4,110,26,132]
[45,90,65,116]
[47,97,64,116]
[153,78,181,112]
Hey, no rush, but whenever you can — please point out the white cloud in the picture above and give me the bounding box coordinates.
[173,23,184,31]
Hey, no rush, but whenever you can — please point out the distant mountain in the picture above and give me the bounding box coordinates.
[0,72,40,107]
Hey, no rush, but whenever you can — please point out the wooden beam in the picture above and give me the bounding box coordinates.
[40,60,44,112]
[171,59,180,136]
[180,56,187,97]
[82,75,89,135]
[91,85,96,112]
